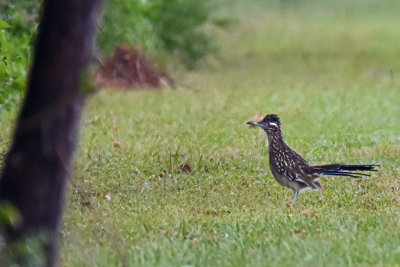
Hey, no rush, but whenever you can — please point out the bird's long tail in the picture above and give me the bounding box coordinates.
[311,164,380,178]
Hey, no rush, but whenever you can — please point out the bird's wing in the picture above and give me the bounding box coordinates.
[270,148,316,187]
[286,150,322,188]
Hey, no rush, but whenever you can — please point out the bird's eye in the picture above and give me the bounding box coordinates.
[268,122,278,127]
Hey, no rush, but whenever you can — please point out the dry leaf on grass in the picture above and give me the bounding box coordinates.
[114,140,121,147]
[180,163,192,173]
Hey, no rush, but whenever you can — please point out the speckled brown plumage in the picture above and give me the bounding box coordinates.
[247,114,379,202]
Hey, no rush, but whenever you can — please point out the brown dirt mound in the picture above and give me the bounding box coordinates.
[95,46,175,89]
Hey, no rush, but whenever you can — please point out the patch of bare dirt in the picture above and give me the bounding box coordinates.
[95,46,175,89]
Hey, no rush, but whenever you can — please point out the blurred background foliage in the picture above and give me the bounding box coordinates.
[0,1,38,110]
[0,0,226,110]
[99,0,223,67]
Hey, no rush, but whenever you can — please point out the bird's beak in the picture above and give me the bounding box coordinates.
[247,121,264,127]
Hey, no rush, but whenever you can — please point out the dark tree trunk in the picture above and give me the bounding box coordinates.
[0,0,103,265]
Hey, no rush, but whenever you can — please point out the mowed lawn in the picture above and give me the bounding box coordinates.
[1,0,400,266]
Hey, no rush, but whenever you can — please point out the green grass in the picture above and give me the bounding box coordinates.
[2,0,400,266]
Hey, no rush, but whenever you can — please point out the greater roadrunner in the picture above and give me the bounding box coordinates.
[247,114,379,202]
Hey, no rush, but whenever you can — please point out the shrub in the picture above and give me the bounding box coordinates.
[99,0,218,67]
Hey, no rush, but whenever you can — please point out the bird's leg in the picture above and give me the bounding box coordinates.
[293,190,299,202]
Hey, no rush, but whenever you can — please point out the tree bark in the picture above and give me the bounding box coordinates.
[0,0,103,265]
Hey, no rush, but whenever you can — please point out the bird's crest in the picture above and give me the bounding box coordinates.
[262,114,281,125]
